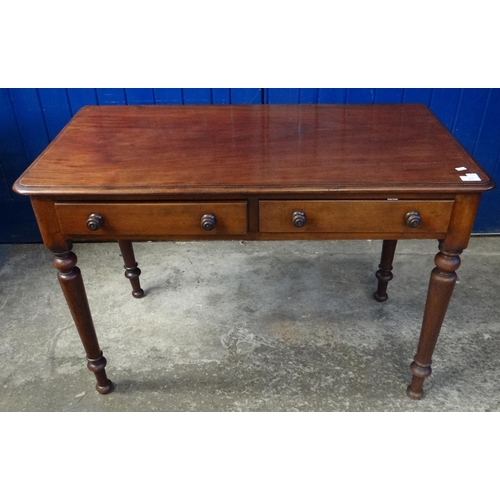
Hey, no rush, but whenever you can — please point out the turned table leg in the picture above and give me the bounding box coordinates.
[406,242,462,400]
[118,240,144,298]
[373,239,398,302]
[53,246,113,394]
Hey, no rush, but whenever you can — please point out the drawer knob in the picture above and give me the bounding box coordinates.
[86,213,103,231]
[201,213,216,231]
[405,211,421,228]
[292,211,306,228]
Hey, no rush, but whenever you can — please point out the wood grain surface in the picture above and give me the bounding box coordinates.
[13,105,494,197]
[259,200,454,234]
[55,201,248,236]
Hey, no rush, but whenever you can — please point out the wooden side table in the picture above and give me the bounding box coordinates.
[13,104,494,399]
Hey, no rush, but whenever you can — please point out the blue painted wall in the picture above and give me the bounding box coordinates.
[1,88,499,242]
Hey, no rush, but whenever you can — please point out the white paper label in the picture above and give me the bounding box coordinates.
[460,173,481,181]
[455,166,467,171]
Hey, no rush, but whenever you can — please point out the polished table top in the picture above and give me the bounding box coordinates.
[14,104,493,198]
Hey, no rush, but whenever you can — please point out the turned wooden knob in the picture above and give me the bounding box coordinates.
[201,213,216,231]
[292,211,306,228]
[86,213,103,231]
[405,211,421,228]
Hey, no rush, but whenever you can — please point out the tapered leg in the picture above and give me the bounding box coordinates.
[373,239,398,302]
[118,240,144,298]
[53,247,113,394]
[406,243,462,400]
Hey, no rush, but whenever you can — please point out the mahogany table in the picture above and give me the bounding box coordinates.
[13,104,494,400]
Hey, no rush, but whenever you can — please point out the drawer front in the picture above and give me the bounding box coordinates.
[259,200,454,234]
[55,202,248,236]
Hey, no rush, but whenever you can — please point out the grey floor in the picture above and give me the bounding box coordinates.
[0,238,499,411]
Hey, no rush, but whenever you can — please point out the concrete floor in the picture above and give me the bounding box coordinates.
[0,238,499,411]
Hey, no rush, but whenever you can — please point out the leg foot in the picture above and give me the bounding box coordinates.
[87,353,114,394]
[406,386,424,400]
[406,359,432,400]
[373,289,389,302]
[118,240,144,298]
[374,240,397,302]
